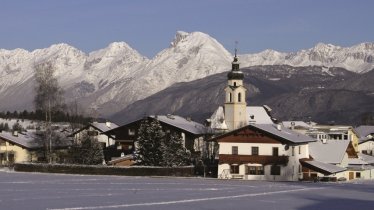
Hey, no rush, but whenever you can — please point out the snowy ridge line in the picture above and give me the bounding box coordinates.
[48,187,324,210]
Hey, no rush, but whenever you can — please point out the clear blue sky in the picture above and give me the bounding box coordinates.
[1,0,373,58]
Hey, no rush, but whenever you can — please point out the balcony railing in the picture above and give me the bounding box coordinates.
[219,154,289,165]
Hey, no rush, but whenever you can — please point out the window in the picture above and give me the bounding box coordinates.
[234,82,237,86]
[230,165,239,174]
[298,146,301,154]
[238,92,242,102]
[246,166,264,175]
[251,147,259,155]
[8,154,14,163]
[0,140,6,146]
[232,146,238,155]
[291,146,295,156]
[272,147,279,156]
[128,128,135,136]
[87,130,98,136]
[356,172,361,178]
[270,165,281,175]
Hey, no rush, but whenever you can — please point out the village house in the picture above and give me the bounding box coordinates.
[215,123,315,181]
[302,139,374,181]
[0,130,71,165]
[355,125,374,156]
[304,125,360,152]
[69,121,118,148]
[0,131,39,165]
[104,115,207,160]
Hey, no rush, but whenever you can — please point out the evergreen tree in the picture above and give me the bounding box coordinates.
[135,118,165,166]
[3,123,10,131]
[162,132,191,167]
[68,134,104,165]
[12,122,24,133]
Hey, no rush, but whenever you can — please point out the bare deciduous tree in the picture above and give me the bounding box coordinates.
[34,62,65,163]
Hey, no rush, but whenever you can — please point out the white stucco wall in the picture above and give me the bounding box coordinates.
[358,141,374,155]
[0,142,34,164]
[218,142,310,181]
[74,126,115,147]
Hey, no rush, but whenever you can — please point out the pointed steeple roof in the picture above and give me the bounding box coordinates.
[228,45,244,80]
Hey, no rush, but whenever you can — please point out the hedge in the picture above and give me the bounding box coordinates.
[14,163,194,177]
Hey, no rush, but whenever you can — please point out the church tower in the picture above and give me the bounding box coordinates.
[224,48,247,130]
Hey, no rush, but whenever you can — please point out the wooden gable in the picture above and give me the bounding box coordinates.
[217,127,281,144]
[346,141,358,158]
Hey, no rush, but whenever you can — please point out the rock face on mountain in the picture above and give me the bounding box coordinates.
[111,65,374,125]
[0,31,374,118]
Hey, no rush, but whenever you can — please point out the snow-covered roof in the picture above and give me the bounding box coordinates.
[355,126,374,143]
[309,140,350,164]
[150,115,206,135]
[252,124,316,144]
[247,106,274,124]
[358,153,374,164]
[282,121,315,129]
[301,159,346,175]
[355,125,374,138]
[91,122,119,133]
[348,158,368,165]
[0,131,39,149]
[208,106,228,130]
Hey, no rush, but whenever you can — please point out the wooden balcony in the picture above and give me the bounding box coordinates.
[219,154,289,165]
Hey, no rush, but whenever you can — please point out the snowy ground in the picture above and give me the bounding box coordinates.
[0,170,373,210]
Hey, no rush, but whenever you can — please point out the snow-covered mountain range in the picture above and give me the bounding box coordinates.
[0,31,373,116]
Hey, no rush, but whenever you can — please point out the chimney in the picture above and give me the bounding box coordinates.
[322,139,327,144]
[13,130,18,137]
[277,124,282,131]
[291,122,295,130]
[106,121,111,128]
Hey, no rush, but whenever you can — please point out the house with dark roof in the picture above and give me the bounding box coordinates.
[214,123,316,181]
[70,121,118,148]
[104,115,208,160]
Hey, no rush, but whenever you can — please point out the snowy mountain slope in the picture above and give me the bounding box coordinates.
[0,42,148,113]
[98,31,232,111]
[1,31,374,117]
[240,42,374,73]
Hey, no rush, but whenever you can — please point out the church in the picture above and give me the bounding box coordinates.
[209,51,374,181]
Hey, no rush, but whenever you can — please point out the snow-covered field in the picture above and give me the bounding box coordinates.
[0,170,373,210]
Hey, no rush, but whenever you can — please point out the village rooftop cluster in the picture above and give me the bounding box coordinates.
[1,53,374,182]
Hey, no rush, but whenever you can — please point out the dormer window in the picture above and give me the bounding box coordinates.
[128,128,135,136]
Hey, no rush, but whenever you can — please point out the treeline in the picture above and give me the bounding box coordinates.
[0,110,92,124]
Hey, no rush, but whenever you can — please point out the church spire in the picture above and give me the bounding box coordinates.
[228,42,243,80]
[224,41,247,131]
[232,41,240,71]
